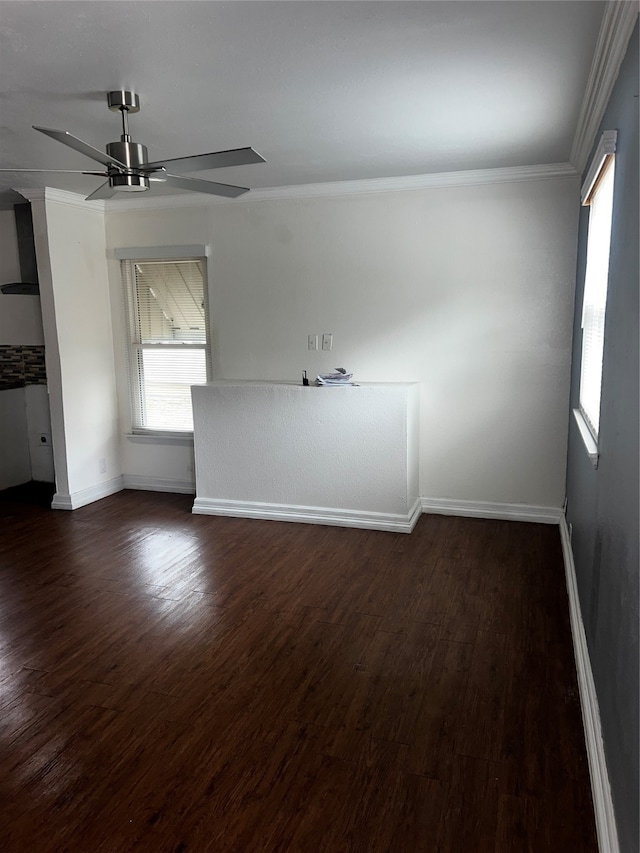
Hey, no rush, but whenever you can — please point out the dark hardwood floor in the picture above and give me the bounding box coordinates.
[0,488,597,852]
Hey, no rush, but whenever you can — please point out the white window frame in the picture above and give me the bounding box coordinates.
[573,130,617,468]
[116,245,212,437]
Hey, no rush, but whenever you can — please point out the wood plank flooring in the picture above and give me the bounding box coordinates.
[0,488,597,852]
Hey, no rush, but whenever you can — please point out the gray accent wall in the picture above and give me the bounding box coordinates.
[565,22,639,853]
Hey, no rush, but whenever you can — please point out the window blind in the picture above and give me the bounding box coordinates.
[122,258,210,432]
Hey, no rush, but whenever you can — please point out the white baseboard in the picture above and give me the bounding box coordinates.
[559,516,620,853]
[51,476,124,510]
[192,496,422,533]
[123,475,195,495]
[421,496,562,524]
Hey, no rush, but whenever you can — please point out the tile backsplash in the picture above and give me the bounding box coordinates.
[0,345,47,390]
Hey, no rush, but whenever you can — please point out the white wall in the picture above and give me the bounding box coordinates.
[25,385,54,482]
[31,195,120,504]
[106,175,579,510]
[192,381,419,530]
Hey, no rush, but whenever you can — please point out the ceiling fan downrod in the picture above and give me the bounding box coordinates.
[106,90,149,191]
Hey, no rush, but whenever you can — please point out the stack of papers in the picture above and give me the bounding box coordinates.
[316,368,354,386]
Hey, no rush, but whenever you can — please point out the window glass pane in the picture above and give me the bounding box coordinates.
[134,261,206,343]
[579,156,615,438]
[140,347,207,431]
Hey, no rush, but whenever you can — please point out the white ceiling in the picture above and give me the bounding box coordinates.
[0,1,604,209]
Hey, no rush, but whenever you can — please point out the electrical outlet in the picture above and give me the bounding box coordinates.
[322,333,333,351]
[99,457,107,475]
[308,334,318,351]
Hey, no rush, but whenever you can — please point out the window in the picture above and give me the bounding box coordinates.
[121,250,211,433]
[574,130,617,465]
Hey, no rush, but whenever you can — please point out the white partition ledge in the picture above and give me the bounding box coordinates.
[192,381,420,532]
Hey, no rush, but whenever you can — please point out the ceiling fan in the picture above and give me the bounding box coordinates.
[1,90,265,201]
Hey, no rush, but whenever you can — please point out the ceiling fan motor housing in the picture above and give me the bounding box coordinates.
[105,141,150,191]
[106,140,148,169]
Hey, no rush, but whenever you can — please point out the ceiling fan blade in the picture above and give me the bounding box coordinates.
[33,126,127,170]
[142,147,265,175]
[163,174,250,198]
[85,181,118,201]
[0,169,108,176]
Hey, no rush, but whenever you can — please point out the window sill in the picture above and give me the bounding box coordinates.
[126,432,194,446]
[572,409,599,468]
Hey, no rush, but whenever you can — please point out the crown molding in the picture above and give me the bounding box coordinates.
[15,162,579,215]
[570,1,639,174]
[16,186,105,212]
[102,162,578,212]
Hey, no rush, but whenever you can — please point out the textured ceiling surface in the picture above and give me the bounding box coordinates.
[0,1,604,208]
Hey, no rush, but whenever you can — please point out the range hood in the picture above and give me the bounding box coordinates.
[0,203,39,295]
